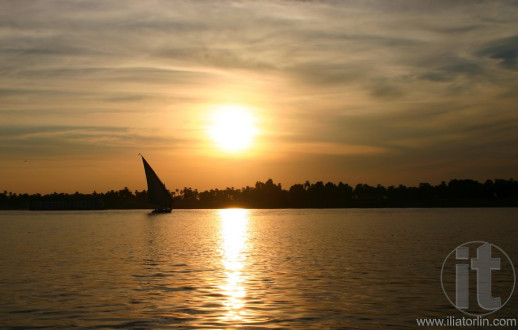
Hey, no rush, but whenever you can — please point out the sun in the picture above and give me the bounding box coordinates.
[207,104,258,153]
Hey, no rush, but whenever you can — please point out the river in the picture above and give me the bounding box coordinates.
[1,208,517,328]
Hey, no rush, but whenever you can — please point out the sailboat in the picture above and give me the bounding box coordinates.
[140,155,173,213]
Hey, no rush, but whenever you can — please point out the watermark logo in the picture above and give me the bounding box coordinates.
[441,241,515,316]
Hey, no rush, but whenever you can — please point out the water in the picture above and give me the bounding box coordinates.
[0,208,517,328]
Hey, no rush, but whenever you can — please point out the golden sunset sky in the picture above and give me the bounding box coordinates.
[1,0,517,193]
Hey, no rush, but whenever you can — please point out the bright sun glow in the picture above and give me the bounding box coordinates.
[208,104,258,153]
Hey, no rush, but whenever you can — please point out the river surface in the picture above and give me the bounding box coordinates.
[0,208,517,328]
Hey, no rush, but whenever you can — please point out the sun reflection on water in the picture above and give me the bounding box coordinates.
[218,208,250,321]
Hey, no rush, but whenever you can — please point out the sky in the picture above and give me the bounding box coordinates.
[1,0,517,194]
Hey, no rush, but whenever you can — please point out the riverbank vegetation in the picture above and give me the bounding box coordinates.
[1,178,517,210]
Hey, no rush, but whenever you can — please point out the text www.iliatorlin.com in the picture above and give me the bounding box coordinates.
[416,316,517,327]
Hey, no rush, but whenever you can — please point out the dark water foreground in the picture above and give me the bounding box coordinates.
[1,209,517,328]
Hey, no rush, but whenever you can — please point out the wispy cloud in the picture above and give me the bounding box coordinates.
[0,125,188,159]
[478,35,518,70]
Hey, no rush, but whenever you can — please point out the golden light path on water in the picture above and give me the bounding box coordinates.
[217,208,250,322]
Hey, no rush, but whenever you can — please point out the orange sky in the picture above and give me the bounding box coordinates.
[1,1,518,194]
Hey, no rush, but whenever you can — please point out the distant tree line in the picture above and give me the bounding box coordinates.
[1,178,518,210]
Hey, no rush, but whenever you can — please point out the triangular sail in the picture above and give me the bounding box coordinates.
[141,156,173,207]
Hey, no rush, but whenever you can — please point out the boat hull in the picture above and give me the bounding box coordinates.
[151,208,172,214]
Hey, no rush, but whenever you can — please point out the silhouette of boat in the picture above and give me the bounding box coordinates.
[140,155,173,213]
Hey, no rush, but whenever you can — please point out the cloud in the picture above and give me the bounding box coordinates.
[478,35,518,70]
[0,125,188,159]
[417,55,483,82]
[15,66,214,84]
